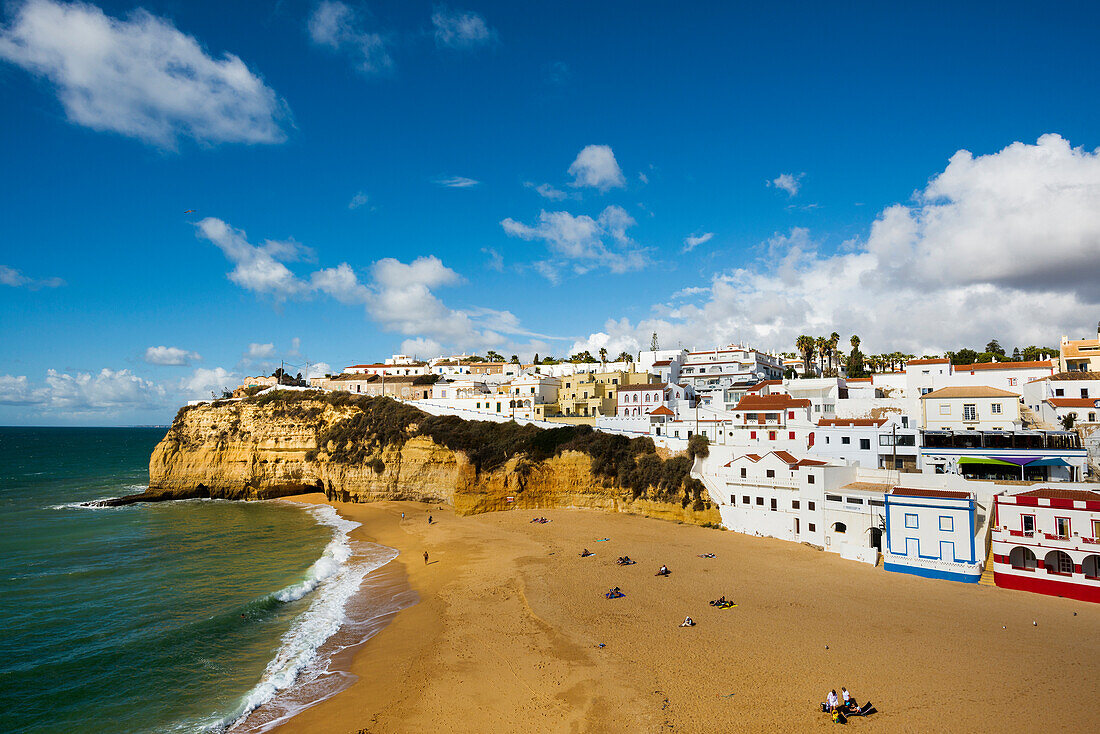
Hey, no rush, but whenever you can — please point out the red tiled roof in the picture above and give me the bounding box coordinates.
[746,379,782,392]
[845,377,873,383]
[955,360,1053,371]
[794,458,828,467]
[617,383,667,392]
[346,363,388,368]
[652,360,672,366]
[772,450,799,464]
[1014,488,1100,502]
[891,487,973,500]
[724,454,763,466]
[907,358,950,366]
[648,405,675,416]
[817,418,886,427]
[1047,398,1099,408]
[734,394,811,410]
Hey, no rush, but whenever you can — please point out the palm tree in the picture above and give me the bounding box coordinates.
[828,332,840,373]
[850,334,860,352]
[599,347,608,365]
[796,335,814,377]
[815,336,828,376]
[616,351,633,363]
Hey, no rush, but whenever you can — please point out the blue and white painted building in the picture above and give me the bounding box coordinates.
[883,487,982,583]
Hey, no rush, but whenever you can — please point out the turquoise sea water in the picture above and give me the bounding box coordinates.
[0,427,411,734]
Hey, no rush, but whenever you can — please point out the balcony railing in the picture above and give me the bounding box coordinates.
[1044,533,1070,541]
[1082,536,1100,545]
[1006,529,1035,538]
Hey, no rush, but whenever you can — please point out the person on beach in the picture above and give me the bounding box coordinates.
[841,687,851,706]
[428,515,433,524]
[655,564,670,576]
[580,548,593,557]
[424,551,429,564]
[679,616,695,627]
[826,689,839,711]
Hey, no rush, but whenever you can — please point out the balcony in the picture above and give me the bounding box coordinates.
[1044,533,1070,542]
[1007,529,1035,538]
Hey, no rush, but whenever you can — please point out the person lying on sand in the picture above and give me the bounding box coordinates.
[655,565,670,576]
[697,553,716,558]
[580,548,593,557]
[709,596,727,606]
[616,556,635,565]
[679,616,695,627]
[605,587,625,599]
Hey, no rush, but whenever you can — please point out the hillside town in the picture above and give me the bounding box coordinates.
[231,322,1100,603]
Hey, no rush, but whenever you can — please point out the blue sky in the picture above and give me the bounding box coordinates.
[2,0,1100,424]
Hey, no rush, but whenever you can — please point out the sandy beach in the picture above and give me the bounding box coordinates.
[271,495,1100,733]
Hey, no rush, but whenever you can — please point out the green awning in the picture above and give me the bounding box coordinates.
[958,456,1017,467]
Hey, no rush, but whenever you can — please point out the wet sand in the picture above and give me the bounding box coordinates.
[274,496,1100,733]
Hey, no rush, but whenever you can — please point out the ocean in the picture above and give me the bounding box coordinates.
[0,427,414,734]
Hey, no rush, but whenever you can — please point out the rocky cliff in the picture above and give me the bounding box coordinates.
[127,392,720,526]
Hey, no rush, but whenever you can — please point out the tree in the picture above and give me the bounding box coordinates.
[1061,413,1076,431]
[510,355,519,363]
[816,336,828,376]
[850,334,861,352]
[616,351,633,363]
[828,332,840,373]
[485,350,504,362]
[533,353,540,365]
[688,434,710,461]
[1012,347,1021,361]
[599,347,608,364]
[651,332,659,351]
[986,339,1005,357]
[846,335,868,378]
[951,348,979,365]
[796,335,815,377]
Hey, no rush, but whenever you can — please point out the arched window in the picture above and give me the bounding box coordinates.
[1083,555,1100,579]
[1009,546,1037,571]
[833,522,847,534]
[1044,550,1074,576]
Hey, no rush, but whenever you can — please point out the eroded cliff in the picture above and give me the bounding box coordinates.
[136,392,720,526]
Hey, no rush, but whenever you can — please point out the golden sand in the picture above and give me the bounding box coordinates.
[269,495,1100,732]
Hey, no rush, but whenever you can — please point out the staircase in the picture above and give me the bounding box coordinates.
[979,544,997,586]
[1019,403,1053,430]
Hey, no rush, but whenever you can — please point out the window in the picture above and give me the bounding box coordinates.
[847,497,864,505]
[1045,550,1073,575]
[905,513,918,529]
[963,404,977,421]
[792,500,800,510]
[1093,519,1100,539]
[1010,546,1037,570]
[1022,514,1035,534]
[789,431,796,440]
[808,501,816,511]
[859,438,870,450]
[826,494,842,502]
[1008,378,1017,386]
[1083,389,1090,399]
[869,499,884,507]
[991,403,1002,415]
[766,469,775,478]
[1055,517,1070,538]
[756,497,764,506]
[1055,388,1064,397]
[808,523,816,532]
[939,403,950,416]
[770,498,777,511]
[742,495,750,505]
[750,431,757,440]
[841,436,851,445]
[808,475,815,484]
[939,516,954,532]
[740,467,747,478]
[788,411,795,419]
[833,522,847,533]
[730,495,736,505]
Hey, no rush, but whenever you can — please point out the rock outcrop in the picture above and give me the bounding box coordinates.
[117,395,720,527]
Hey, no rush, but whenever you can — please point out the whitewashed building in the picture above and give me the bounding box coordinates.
[920,386,1021,431]
[883,487,982,583]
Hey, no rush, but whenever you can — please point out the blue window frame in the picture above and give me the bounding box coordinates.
[939,516,953,532]
[904,513,918,529]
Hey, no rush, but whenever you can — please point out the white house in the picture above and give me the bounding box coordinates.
[991,486,1100,603]
[812,417,920,472]
[678,345,784,398]
[615,382,695,417]
[883,487,982,583]
[344,361,430,377]
[919,386,1021,431]
[725,393,815,451]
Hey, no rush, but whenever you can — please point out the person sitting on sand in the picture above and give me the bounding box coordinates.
[679,616,695,627]
[655,564,670,576]
[841,687,853,707]
[826,689,839,711]
[580,548,593,557]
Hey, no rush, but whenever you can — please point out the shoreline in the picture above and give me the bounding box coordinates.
[262,497,1100,733]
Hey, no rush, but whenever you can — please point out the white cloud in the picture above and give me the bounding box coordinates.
[247,343,276,359]
[144,346,201,366]
[482,247,504,271]
[197,218,313,301]
[770,172,803,196]
[289,337,301,356]
[568,144,626,191]
[0,375,45,405]
[431,7,494,49]
[38,368,166,411]
[524,181,569,200]
[0,0,286,148]
[311,263,372,304]
[500,205,648,276]
[308,0,392,74]
[570,135,1100,356]
[348,191,369,209]
[638,172,649,184]
[682,232,714,252]
[307,362,331,378]
[179,367,237,397]
[434,175,479,188]
[0,264,64,289]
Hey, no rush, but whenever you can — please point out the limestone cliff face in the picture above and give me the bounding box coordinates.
[143,399,721,527]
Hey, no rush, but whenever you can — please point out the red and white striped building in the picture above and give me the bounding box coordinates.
[991,487,1100,603]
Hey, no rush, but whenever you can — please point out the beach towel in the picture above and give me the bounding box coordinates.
[716,601,737,609]
[854,702,876,716]
[596,538,610,542]
[605,591,625,599]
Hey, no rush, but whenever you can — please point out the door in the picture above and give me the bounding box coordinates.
[905,538,919,557]
[795,517,800,535]
[939,541,955,562]
[869,527,882,551]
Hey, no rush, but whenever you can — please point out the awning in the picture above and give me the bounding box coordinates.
[1026,458,1071,467]
[957,457,1019,467]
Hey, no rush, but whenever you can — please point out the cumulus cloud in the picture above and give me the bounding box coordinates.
[431,6,494,49]
[500,205,648,276]
[0,368,166,412]
[308,0,392,74]
[201,218,561,355]
[179,367,237,397]
[0,0,287,148]
[769,172,803,196]
[0,264,64,289]
[247,343,276,359]
[348,191,369,209]
[0,375,44,405]
[570,135,1100,357]
[434,175,479,188]
[307,362,331,378]
[144,346,201,366]
[682,232,714,252]
[568,145,626,191]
